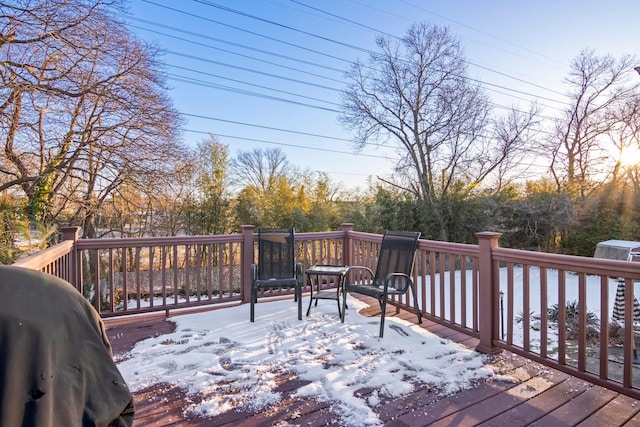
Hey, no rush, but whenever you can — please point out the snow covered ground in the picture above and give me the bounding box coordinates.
[116,296,496,425]
[114,266,637,424]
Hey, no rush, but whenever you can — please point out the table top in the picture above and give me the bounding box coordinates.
[306,265,347,274]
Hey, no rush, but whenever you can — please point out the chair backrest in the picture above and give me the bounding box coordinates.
[374,230,421,292]
[257,227,295,281]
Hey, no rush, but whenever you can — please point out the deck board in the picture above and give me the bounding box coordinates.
[105,296,640,426]
[577,394,640,426]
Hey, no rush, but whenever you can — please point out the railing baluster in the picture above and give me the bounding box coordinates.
[149,246,154,309]
[122,249,128,312]
[439,253,445,320]
[578,272,587,371]
[449,254,456,323]
[523,264,530,352]
[161,246,167,307]
[507,263,514,345]
[461,255,467,328]
[540,267,548,358]
[599,275,609,380]
[135,247,141,309]
[108,248,114,313]
[558,269,566,365]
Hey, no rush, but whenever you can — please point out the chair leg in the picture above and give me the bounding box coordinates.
[341,290,348,323]
[410,284,422,324]
[250,286,256,322]
[296,284,302,320]
[379,296,387,338]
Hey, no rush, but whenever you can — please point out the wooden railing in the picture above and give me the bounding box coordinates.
[12,225,640,399]
[13,227,80,285]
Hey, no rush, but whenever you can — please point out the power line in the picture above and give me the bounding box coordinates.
[166,66,341,107]
[131,2,567,146]
[140,0,356,64]
[126,16,346,73]
[130,24,346,85]
[165,50,342,92]
[181,128,390,159]
[167,74,340,112]
[396,0,566,67]
[191,0,374,54]
[181,113,353,142]
[130,4,572,108]
[286,0,569,100]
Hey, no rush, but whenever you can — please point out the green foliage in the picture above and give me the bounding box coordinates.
[565,180,640,256]
[185,137,232,235]
[0,204,57,264]
[548,300,599,325]
[548,300,600,344]
[489,179,574,251]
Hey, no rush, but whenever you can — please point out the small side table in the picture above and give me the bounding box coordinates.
[306,265,348,317]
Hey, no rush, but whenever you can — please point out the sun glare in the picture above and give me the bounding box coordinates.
[619,145,640,168]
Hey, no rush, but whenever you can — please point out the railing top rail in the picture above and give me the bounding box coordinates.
[75,230,348,251]
[295,230,344,240]
[417,239,479,257]
[348,230,480,257]
[493,247,640,278]
[13,240,74,270]
[347,231,384,241]
[76,233,244,250]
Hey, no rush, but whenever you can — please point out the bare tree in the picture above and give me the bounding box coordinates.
[0,0,184,237]
[608,93,640,187]
[230,147,302,228]
[231,147,293,193]
[548,49,640,199]
[340,22,534,240]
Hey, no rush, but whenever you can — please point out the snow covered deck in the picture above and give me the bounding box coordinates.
[105,295,640,426]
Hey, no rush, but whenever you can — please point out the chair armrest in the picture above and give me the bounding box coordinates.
[344,266,375,285]
[382,272,413,293]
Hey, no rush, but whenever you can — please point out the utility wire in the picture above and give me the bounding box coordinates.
[290,0,568,99]
[144,0,569,103]
[130,24,346,85]
[181,113,353,142]
[130,13,571,109]
[167,75,340,112]
[191,0,374,54]
[396,0,566,67]
[127,16,346,73]
[182,128,389,159]
[167,65,342,107]
[141,0,355,64]
[165,50,343,92]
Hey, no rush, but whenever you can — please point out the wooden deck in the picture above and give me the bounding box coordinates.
[105,298,640,426]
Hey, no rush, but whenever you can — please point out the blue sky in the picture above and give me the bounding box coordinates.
[124,0,639,190]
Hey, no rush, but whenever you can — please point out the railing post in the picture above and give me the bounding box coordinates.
[241,225,255,304]
[475,231,503,355]
[61,226,80,291]
[341,223,354,266]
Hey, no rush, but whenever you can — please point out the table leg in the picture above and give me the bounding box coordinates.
[306,274,314,316]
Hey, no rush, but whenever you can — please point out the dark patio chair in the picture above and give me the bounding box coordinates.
[341,230,422,337]
[250,227,303,322]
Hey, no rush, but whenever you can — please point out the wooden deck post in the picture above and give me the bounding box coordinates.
[241,225,255,304]
[341,223,354,266]
[475,231,503,355]
[61,226,80,291]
